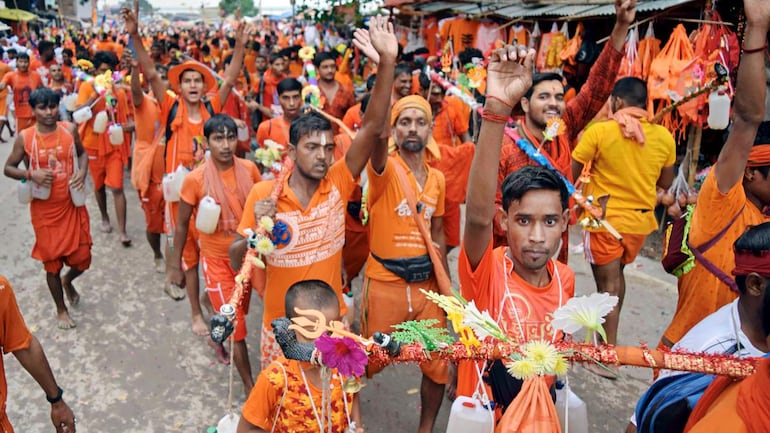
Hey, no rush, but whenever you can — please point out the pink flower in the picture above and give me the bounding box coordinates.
[315,334,368,377]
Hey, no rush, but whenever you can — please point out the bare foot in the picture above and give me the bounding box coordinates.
[119,233,132,247]
[164,282,186,301]
[62,277,80,307]
[207,339,230,365]
[191,314,209,336]
[100,220,113,234]
[153,257,166,274]
[56,311,77,330]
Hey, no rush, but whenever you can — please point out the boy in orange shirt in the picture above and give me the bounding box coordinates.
[315,51,355,121]
[237,280,363,433]
[75,50,134,246]
[170,114,261,392]
[0,52,44,131]
[255,78,302,150]
[230,15,398,370]
[456,46,574,413]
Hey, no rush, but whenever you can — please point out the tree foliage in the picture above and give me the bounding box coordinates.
[219,0,258,17]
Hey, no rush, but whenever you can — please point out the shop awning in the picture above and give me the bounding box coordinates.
[489,0,699,19]
[0,8,39,21]
[411,1,501,14]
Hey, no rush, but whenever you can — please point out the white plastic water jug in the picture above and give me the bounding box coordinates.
[195,196,221,234]
[63,94,78,111]
[18,178,32,204]
[445,396,494,433]
[162,165,189,202]
[215,413,239,433]
[72,106,93,124]
[237,125,249,141]
[108,124,124,145]
[708,86,730,130]
[31,182,51,200]
[555,382,588,433]
[93,111,109,133]
[70,184,86,207]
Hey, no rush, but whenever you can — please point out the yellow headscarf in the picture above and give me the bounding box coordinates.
[389,95,441,160]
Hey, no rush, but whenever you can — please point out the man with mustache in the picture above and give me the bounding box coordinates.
[494,0,637,263]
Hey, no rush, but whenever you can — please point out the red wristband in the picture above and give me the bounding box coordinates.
[486,95,514,110]
[742,43,768,54]
[481,109,510,124]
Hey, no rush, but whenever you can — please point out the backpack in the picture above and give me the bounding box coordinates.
[634,344,739,433]
[661,204,743,292]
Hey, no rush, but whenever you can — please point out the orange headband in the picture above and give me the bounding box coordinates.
[747,144,770,167]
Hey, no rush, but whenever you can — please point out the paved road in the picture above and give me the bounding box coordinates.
[0,137,679,433]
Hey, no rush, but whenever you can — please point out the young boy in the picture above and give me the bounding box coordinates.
[169,114,261,392]
[237,279,363,433]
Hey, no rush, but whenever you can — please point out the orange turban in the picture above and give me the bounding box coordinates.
[747,144,770,167]
[390,95,432,126]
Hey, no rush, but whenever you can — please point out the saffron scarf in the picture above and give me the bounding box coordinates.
[202,158,254,233]
[611,106,650,145]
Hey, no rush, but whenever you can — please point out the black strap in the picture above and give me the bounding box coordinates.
[163,99,215,161]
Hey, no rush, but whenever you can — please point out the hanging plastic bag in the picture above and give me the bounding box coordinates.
[617,27,639,80]
[496,376,562,433]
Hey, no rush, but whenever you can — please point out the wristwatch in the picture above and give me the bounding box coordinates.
[46,386,63,404]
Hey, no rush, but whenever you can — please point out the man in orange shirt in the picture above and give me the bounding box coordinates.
[456,46,574,413]
[4,88,91,330]
[255,78,302,150]
[0,53,44,131]
[361,94,450,433]
[0,60,12,142]
[125,8,249,334]
[315,51,355,121]
[129,61,166,274]
[0,275,77,433]
[170,114,261,394]
[251,52,286,119]
[660,4,770,350]
[391,63,412,104]
[75,50,134,246]
[230,15,398,370]
[342,74,375,133]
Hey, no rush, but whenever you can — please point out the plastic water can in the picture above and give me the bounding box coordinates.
[63,94,78,111]
[237,125,249,141]
[555,382,588,433]
[31,182,51,200]
[108,124,124,145]
[70,184,87,207]
[93,111,109,133]
[162,165,189,202]
[196,196,221,234]
[72,106,93,124]
[445,396,494,433]
[18,178,32,204]
[215,413,239,433]
[708,86,730,130]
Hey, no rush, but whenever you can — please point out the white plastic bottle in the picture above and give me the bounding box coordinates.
[708,86,730,130]
[70,184,87,207]
[93,111,109,133]
[445,396,494,433]
[18,178,32,204]
[108,123,124,145]
[63,93,79,111]
[195,196,221,234]
[72,106,93,124]
[555,380,588,433]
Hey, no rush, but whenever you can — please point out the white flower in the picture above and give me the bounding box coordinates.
[551,293,618,343]
[259,216,275,232]
[462,300,505,341]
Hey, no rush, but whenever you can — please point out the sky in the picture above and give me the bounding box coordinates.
[143,0,294,13]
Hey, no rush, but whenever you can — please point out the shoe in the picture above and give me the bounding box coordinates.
[154,258,166,274]
[164,283,186,301]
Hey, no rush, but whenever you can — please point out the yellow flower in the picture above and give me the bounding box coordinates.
[420,289,465,319]
[298,46,316,61]
[553,354,569,376]
[268,147,282,160]
[523,340,560,374]
[256,236,275,256]
[508,359,538,380]
[259,216,275,232]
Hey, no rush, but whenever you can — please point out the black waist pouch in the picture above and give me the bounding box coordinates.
[371,253,433,283]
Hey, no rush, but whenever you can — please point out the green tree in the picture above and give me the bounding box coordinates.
[219,0,258,17]
[119,0,154,14]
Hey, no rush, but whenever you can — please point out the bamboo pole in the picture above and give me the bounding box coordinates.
[688,126,703,187]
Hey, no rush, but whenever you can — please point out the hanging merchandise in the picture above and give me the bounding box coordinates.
[508,24,530,48]
[560,22,584,78]
[617,27,639,80]
[648,24,694,141]
[537,23,567,72]
[635,23,661,81]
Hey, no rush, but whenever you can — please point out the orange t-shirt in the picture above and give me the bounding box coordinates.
[242,357,355,433]
[238,159,356,326]
[256,117,291,149]
[432,101,469,147]
[2,71,43,119]
[0,276,34,421]
[244,53,257,75]
[664,168,770,344]
[456,239,575,397]
[342,103,362,132]
[131,94,165,193]
[160,92,222,174]
[75,81,130,156]
[428,142,475,204]
[320,82,355,121]
[364,154,445,282]
[180,158,261,259]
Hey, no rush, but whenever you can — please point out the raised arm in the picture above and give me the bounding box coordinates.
[130,60,144,107]
[122,8,167,105]
[347,15,398,177]
[714,0,770,193]
[464,46,535,269]
[219,22,253,103]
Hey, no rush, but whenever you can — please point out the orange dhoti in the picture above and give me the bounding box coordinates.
[87,148,125,190]
[31,199,92,274]
[166,200,200,270]
[201,256,250,342]
[139,183,165,234]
